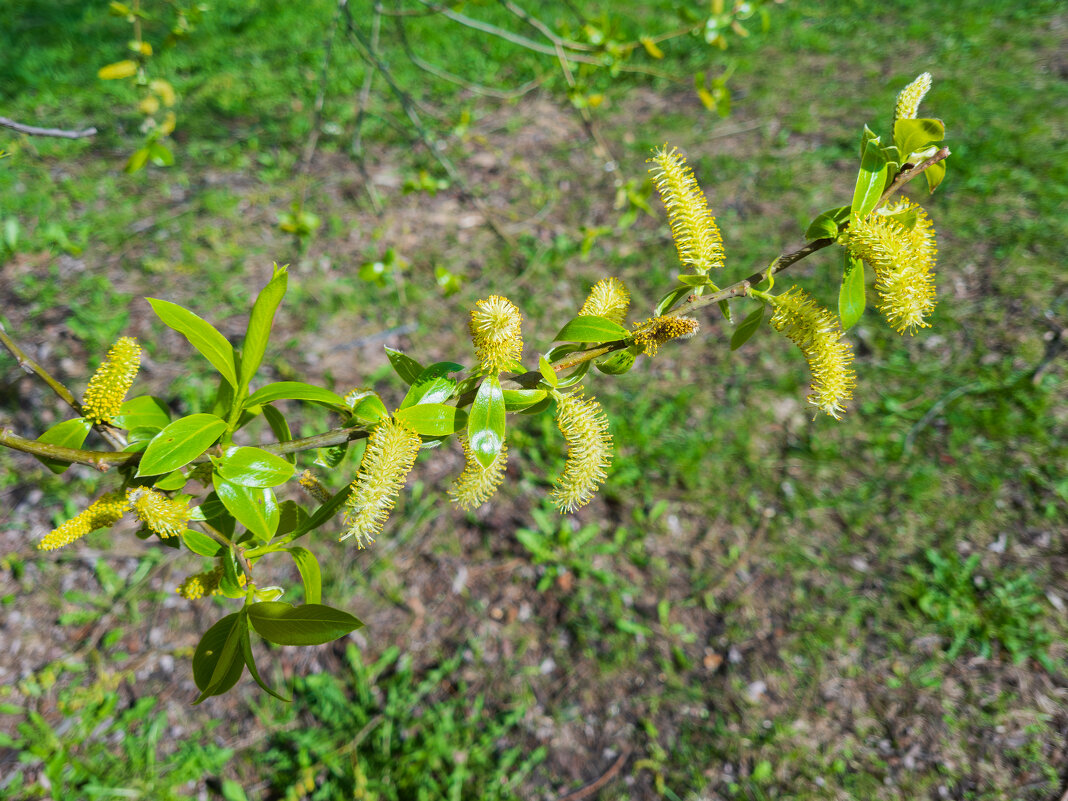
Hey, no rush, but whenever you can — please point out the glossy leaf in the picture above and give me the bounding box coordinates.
[147,298,238,389]
[260,404,294,464]
[247,602,363,646]
[181,527,223,557]
[838,256,867,331]
[676,273,710,287]
[804,205,850,241]
[596,345,638,375]
[314,441,348,469]
[201,491,236,538]
[655,285,691,317]
[36,417,92,474]
[393,404,466,436]
[153,470,187,491]
[350,394,388,424]
[286,547,322,605]
[276,500,309,538]
[730,303,766,351]
[244,381,345,409]
[924,160,946,193]
[555,360,591,388]
[239,265,287,393]
[137,413,227,477]
[554,315,630,343]
[384,347,423,385]
[216,446,295,488]
[502,389,548,412]
[192,613,247,703]
[114,395,171,431]
[851,137,888,219]
[400,362,462,409]
[468,376,505,469]
[213,473,279,541]
[239,629,289,702]
[538,356,558,388]
[894,117,944,158]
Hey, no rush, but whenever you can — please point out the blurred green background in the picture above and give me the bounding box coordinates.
[1,1,1065,799]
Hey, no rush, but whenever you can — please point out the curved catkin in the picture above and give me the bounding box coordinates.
[551,393,613,513]
[579,278,631,325]
[341,418,421,548]
[648,146,725,273]
[299,469,331,503]
[893,72,932,125]
[770,287,857,419]
[126,487,189,537]
[449,434,508,511]
[846,200,938,334]
[176,565,246,600]
[469,295,524,374]
[82,337,141,424]
[38,491,128,551]
[632,316,700,357]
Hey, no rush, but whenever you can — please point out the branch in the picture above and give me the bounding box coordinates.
[0,116,97,140]
[0,428,132,470]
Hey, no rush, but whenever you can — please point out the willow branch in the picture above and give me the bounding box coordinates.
[0,116,97,140]
[0,429,133,470]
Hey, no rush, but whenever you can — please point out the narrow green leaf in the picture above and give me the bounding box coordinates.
[468,375,505,469]
[114,395,171,431]
[804,205,850,241]
[596,345,638,375]
[655,285,691,317]
[125,147,150,174]
[894,118,944,159]
[838,256,866,330]
[35,418,92,474]
[676,273,710,287]
[216,446,295,488]
[286,547,322,605]
[244,381,345,409]
[137,413,227,477]
[276,500,309,538]
[349,394,388,424]
[239,630,289,702]
[393,404,466,436]
[181,528,223,557]
[730,304,766,351]
[147,298,238,389]
[239,265,288,393]
[502,389,548,411]
[554,315,630,343]
[384,347,424,385]
[247,602,363,646]
[192,613,246,703]
[212,473,279,541]
[851,137,888,220]
[538,356,558,387]
[400,362,462,409]
[924,160,947,193]
[153,470,187,491]
[260,405,294,464]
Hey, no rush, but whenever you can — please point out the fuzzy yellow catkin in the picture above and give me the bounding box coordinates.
[176,565,246,600]
[81,336,141,424]
[632,316,701,357]
[126,487,190,538]
[648,146,725,273]
[770,287,857,419]
[845,199,938,334]
[449,434,508,511]
[341,418,421,547]
[551,393,614,513]
[893,72,932,125]
[299,469,331,503]
[579,277,631,325]
[469,295,524,374]
[38,491,128,551]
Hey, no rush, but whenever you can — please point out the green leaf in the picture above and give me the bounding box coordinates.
[261,405,294,464]
[216,446,295,488]
[212,474,279,541]
[290,486,351,542]
[153,470,187,491]
[286,547,322,605]
[247,602,363,646]
[384,347,423,385]
[148,141,174,167]
[239,265,288,394]
[538,356,558,388]
[655,285,691,317]
[468,376,505,469]
[393,404,466,436]
[192,613,246,703]
[276,500,309,538]
[244,381,345,409]
[314,441,348,469]
[181,528,223,557]
[124,147,150,174]
[35,417,92,474]
[147,298,238,389]
[676,273,710,287]
[137,413,227,477]
[894,118,944,159]
[730,303,766,351]
[555,360,591,388]
[880,204,919,230]
[201,491,236,537]
[114,396,171,431]
[804,205,850,241]
[349,393,388,424]
[924,160,946,193]
[851,136,888,220]
[239,632,289,702]
[400,362,462,409]
[502,389,548,412]
[838,256,866,331]
[596,345,638,375]
[554,315,630,343]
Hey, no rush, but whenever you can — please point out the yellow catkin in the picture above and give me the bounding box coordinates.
[341,418,421,547]
[449,434,508,511]
[299,469,331,503]
[770,287,857,419]
[81,337,141,425]
[579,278,631,325]
[126,487,189,538]
[893,72,932,125]
[176,565,246,600]
[648,146,725,273]
[551,393,613,513]
[632,316,701,357]
[845,199,938,334]
[469,295,524,374]
[38,491,128,551]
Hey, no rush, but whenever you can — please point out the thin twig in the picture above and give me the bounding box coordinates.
[555,744,633,801]
[0,116,97,139]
